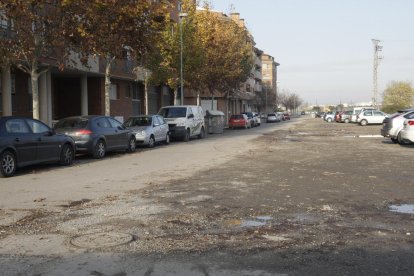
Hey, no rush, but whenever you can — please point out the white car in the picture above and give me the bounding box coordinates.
[357,110,388,126]
[380,108,414,144]
[399,119,414,144]
[253,112,261,126]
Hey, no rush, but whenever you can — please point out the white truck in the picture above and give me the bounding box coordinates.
[158,105,205,141]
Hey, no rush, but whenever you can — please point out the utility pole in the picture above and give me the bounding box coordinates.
[372,39,383,108]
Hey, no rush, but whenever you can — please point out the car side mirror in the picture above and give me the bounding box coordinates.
[188,114,194,119]
[46,129,55,136]
[118,125,125,130]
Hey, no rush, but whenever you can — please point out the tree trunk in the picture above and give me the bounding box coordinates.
[104,58,114,116]
[31,63,40,120]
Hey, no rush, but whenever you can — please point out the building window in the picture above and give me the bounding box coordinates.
[110,84,118,100]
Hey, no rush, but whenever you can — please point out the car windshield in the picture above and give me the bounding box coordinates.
[268,114,276,116]
[124,117,152,127]
[159,107,187,118]
[55,118,88,129]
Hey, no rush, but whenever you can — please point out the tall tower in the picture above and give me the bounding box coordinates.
[372,39,383,108]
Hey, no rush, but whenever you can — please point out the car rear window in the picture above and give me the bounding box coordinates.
[231,115,243,119]
[267,114,276,116]
[55,118,88,129]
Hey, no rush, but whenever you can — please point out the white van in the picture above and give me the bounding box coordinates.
[158,105,205,141]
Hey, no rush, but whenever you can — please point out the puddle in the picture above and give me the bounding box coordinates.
[240,216,273,228]
[389,204,414,214]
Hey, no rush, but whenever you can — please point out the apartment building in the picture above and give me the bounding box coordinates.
[261,53,280,111]
[0,1,182,125]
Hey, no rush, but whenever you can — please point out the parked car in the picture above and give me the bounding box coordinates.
[357,110,388,126]
[400,119,414,144]
[350,107,376,123]
[381,108,414,144]
[229,114,250,129]
[241,112,256,127]
[282,113,291,120]
[339,111,353,123]
[266,113,281,123]
[158,105,205,141]
[315,112,325,118]
[252,112,261,126]
[334,111,344,122]
[124,115,170,147]
[324,112,335,122]
[54,115,136,159]
[0,116,75,177]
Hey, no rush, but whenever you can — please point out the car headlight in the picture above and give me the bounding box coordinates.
[135,130,146,137]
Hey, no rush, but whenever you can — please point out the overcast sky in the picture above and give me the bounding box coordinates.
[207,0,414,105]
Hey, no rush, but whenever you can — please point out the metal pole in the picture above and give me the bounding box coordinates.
[180,15,184,105]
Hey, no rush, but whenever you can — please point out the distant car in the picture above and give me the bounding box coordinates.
[324,112,335,122]
[0,116,75,177]
[241,112,256,127]
[351,107,376,123]
[55,115,136,159]
[301,111,306,115]
[339,111,353,123]
[357,110,388,126]
[282,113,290,120]
[124,115,170,148]
[229,114,250,129]
[380,108,414,144]
[266,113,281,123]
[252,112,261,126]
[400,119,414,144]
[315,112,325,118]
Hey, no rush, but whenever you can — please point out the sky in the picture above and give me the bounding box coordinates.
[207,0,414,105]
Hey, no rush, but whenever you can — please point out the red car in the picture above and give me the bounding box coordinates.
[282,113,290,120]
[229,114,251,129]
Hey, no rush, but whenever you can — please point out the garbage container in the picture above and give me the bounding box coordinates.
[205,110,225,134]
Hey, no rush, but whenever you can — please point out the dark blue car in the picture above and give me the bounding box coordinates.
[0,116,75,177]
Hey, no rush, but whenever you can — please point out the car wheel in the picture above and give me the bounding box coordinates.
[198,127,205,139]
[127,136,136,152]
[344,118,349,123]
[165,133,170,145]
[390,137,398,144]
[360,119,367,126]
[397,132,408,145]
[93,139,106,159]
[327,118,332,122]
[148,135,155,148]
[183,129,190,142]
[60,144,74,166]
[0,150,16,177]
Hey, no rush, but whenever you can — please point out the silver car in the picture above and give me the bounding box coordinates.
[381,108,414,144]
[266,113,281,123]
[124,115,170,148]
[357,110,388,126]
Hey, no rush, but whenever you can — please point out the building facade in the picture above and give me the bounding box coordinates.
[0,1,181,125]
[261,53,280,112]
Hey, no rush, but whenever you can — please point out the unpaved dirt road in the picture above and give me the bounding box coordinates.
[1,117,414,275]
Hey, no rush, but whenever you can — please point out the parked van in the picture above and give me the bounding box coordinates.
[158,105,205,141]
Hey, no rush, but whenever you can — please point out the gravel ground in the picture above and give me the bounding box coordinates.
[1,117,414,275]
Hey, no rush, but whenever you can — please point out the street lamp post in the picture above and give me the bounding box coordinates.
[179,3,188,105]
